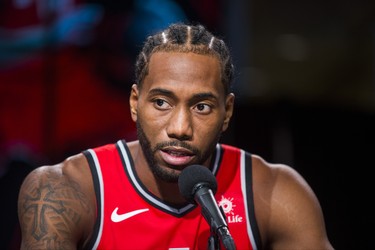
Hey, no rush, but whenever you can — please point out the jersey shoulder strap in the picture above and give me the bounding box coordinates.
[219,144,262,249]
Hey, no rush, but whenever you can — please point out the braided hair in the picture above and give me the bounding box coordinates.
[134,23,234,95]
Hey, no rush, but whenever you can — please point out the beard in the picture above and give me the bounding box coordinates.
[136,120,220,183]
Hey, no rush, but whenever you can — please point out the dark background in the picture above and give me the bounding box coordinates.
[1,0,374,249]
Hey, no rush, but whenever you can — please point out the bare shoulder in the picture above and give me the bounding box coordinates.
[250,154,334,249]
[251,154,315,195]
[17,153,96,249]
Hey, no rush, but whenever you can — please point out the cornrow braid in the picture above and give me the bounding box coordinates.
[134,23,234,95]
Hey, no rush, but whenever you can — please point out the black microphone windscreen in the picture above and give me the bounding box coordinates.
[178,165,218,202]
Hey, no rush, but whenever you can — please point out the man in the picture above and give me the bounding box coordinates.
[18,23,334,249]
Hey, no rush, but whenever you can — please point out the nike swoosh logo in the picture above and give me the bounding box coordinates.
[111,207,149,222]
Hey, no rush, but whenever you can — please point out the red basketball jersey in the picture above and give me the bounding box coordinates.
[83,140,261,249]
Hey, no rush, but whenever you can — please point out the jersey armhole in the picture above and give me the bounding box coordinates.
[82,150,102,250]
[244,152,263,249]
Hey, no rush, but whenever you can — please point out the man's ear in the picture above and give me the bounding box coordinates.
[222,93,235,132]
[129,84,139,122]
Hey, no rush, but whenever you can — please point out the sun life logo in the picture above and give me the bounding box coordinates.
[218,196,243,223]
[218,196,235,215]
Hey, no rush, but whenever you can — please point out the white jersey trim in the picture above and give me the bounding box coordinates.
[240,149,258,250]
[117,140,195,214]
[87,149,105,250]
[116,140,222,215]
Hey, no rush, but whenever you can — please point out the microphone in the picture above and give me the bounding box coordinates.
[178,165,236,250]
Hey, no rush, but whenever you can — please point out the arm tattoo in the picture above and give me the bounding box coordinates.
[19,169,92,249]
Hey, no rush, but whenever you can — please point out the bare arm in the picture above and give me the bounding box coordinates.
[253,156,334,250]
[17,155,95,249]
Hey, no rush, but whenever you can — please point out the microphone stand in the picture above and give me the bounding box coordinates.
[207,206,236,250]
[208,225,219,250]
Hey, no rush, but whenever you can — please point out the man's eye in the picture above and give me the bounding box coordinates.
[153,99,171,110]
[195,103,212,113]
[156,99,165,107]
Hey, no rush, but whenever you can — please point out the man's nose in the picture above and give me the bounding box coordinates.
[166,107,193,140]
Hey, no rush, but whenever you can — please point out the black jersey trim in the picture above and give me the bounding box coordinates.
[82,150,102,250]
[115,140,223,217]
[116,140,195,217]
[244,151,262,249]
[211,143,223,176]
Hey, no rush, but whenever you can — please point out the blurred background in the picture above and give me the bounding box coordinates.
[0,0,374,249]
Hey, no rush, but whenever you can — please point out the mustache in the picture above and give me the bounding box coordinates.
[154,140,200,155]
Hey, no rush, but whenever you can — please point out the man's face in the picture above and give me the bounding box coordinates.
[130,52,234,182]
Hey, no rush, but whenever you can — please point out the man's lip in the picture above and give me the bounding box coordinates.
[161,146,194,156]
[159,147,195,166]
